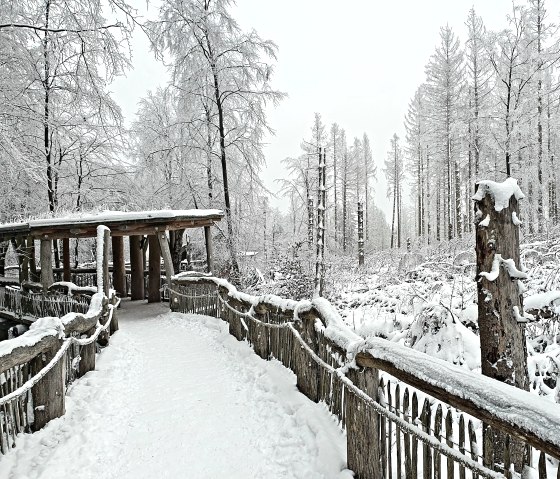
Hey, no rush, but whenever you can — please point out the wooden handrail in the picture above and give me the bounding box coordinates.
[172,274,560,463]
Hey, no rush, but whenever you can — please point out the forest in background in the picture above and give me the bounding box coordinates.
[1,0,560,285]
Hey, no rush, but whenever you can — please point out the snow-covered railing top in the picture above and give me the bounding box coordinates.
[172,273,560,462]
[0,208,224,240]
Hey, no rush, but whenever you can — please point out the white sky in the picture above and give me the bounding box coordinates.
[111,0,523,216]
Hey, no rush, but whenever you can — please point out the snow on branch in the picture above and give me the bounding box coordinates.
[472,177,525,212]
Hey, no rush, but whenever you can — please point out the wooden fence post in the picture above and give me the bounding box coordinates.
[78,326,96,377]
[346,366,380,478]
[97,297,110,347]
[31,339,65,431]
[474,178,528,471]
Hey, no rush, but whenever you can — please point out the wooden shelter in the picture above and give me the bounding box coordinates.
[0,210,223,303]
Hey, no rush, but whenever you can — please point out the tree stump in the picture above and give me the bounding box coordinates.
[474,178,529,471]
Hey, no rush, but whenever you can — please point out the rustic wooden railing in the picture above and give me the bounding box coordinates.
[0,285,91,325]
[170,274,560,479]
[0,225,119,454]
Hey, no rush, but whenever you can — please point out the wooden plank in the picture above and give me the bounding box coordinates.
[421,398,432,479]
[412,392,419,478]
[387,380,393,479]
[396,383,402,479]
[459,414,466,479]
[468,420,479,479]
[446,409,454,479]
[403,387,413,479]
[434,404,443,479]
[483,426,495,470]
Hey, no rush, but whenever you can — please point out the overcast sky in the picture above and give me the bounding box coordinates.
[111,0,523,216]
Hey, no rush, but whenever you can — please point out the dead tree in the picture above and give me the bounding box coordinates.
[357,201,364,266]
[314,148,326,296]
[474,178,529,471]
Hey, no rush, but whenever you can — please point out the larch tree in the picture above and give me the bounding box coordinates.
[384,134,404,249]
[425,25,465,241]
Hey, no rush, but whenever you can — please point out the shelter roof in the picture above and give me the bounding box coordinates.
[0,209,224,240]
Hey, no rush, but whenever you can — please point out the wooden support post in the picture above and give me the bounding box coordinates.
[112,236,126,297]
[346,366,381,478]
[158,231,175,294]
[62,238,71,282]
[19,237,29,283]
[148,234,161,303]
[98,296,110,346]
[204,226,213,274]
[102,228,110,297]
[31,339,65,431]
[28,236,38,282]
[129,235,144,301]
[78,326,96,377]
[358,201,364,266]
[40,238,54,292]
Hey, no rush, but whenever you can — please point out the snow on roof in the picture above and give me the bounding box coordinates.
[472,178,525,212]
[0,209,224,239]
[27,209,223,227]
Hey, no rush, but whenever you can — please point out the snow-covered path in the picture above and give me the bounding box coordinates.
[0,300,350,479]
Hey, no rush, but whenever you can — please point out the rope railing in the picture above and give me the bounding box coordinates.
[212,289,502,479]
[0,299,118,408]
[170,276,560,479]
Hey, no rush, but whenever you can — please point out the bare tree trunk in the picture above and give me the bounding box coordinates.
[211,66,239,279]
[342,150,348,252]
[475,179,529,472]
[357,201,364,265]
[314,148,326,296]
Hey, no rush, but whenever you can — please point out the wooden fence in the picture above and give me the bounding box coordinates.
[0,225,118,454]
[170,275,560,479]
[0,286,91,324]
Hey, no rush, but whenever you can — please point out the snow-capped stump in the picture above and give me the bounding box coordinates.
[474,177,529,471]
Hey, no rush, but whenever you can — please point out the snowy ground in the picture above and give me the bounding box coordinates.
[0,300,350,479]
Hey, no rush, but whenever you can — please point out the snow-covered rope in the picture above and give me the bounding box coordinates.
[216,293,289,330]
[168,286,218,300]
[216,293,503,478]
[0,298,118,407]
